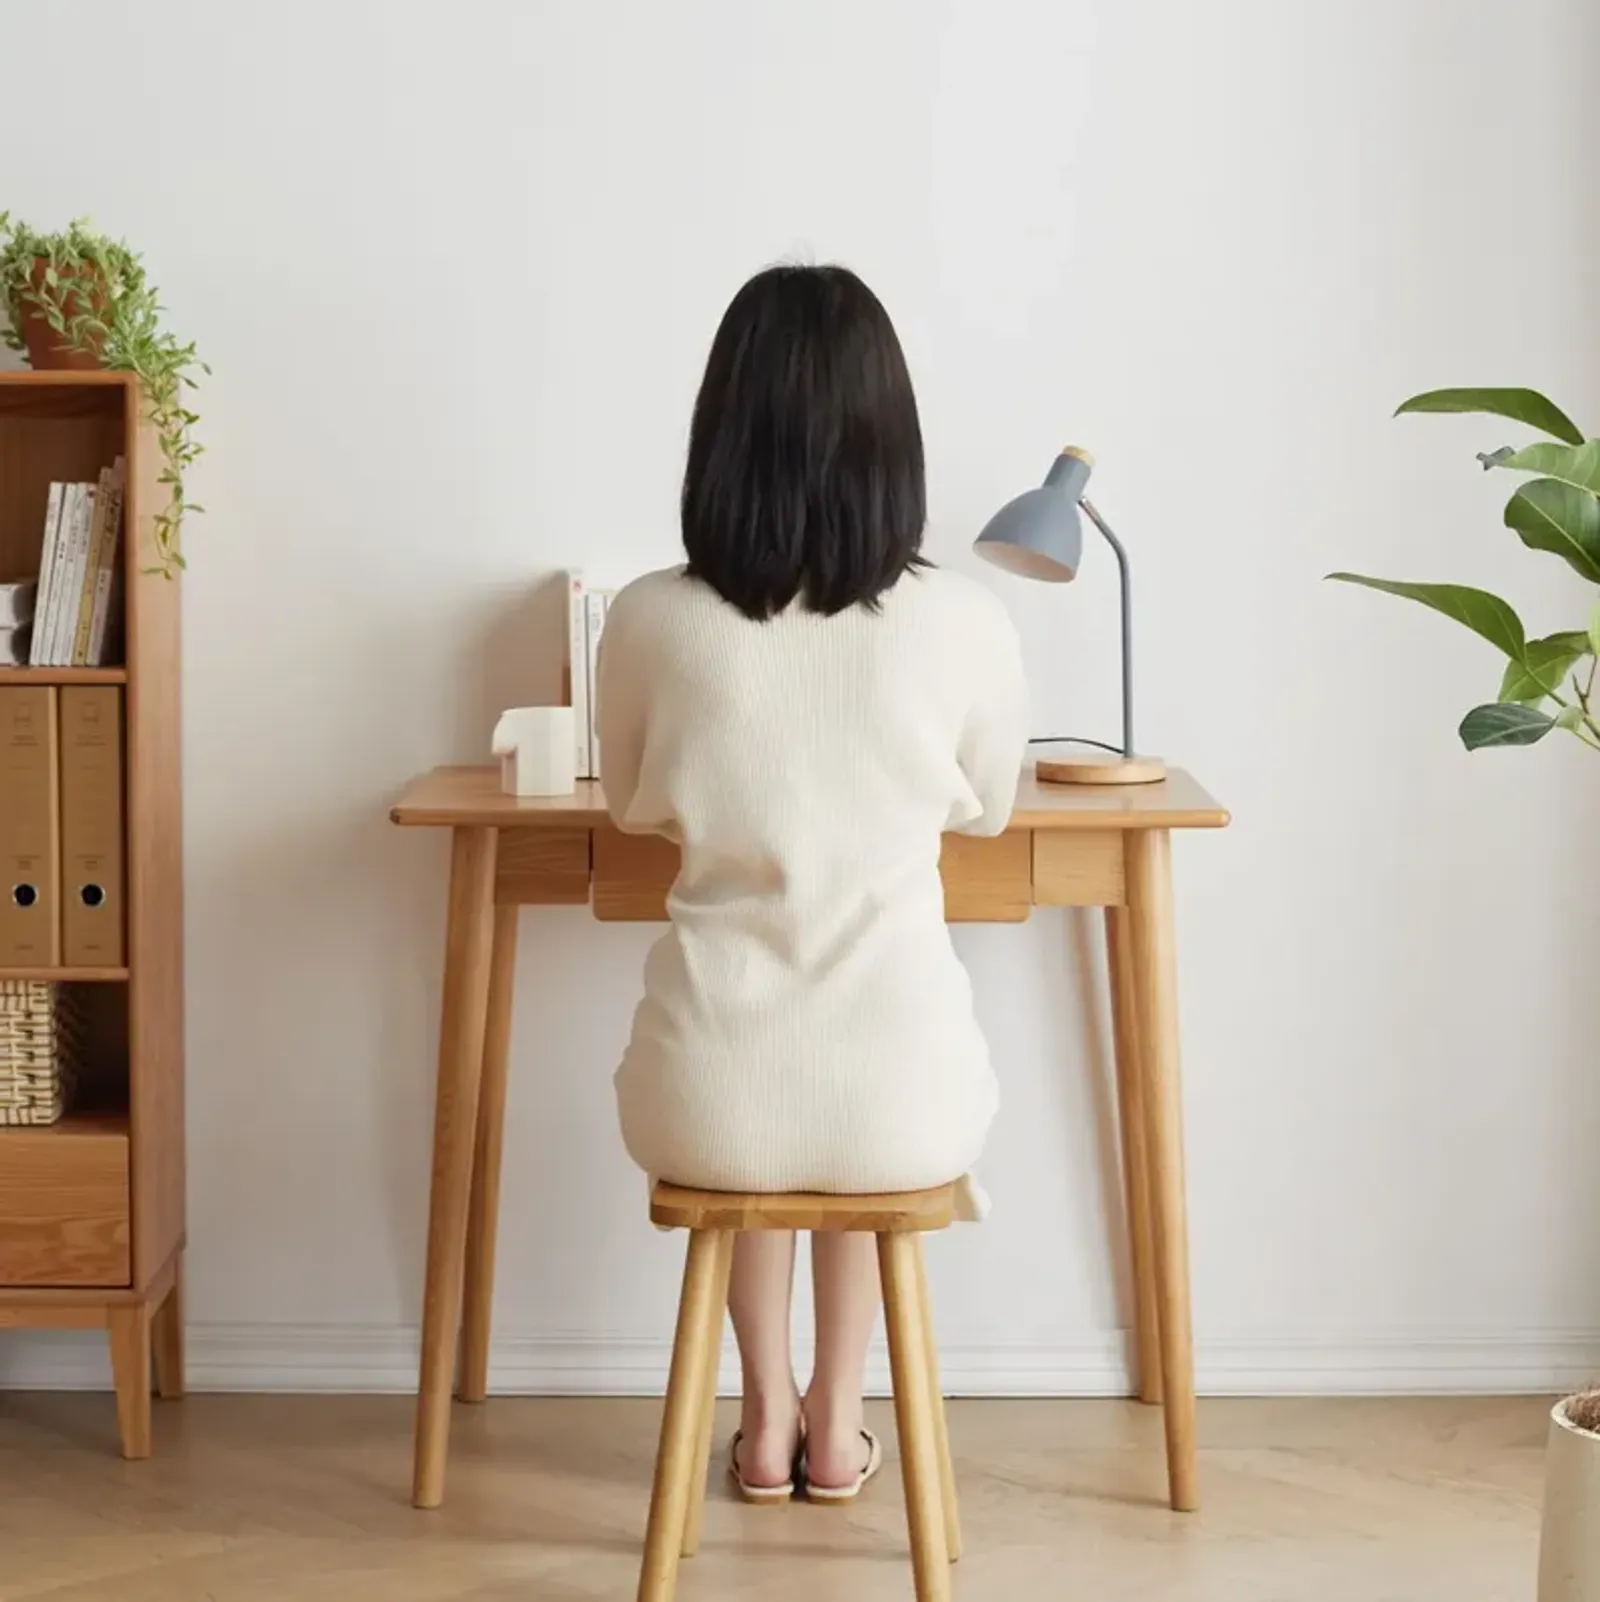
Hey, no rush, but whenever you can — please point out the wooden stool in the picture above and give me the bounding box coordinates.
[638,1181,963,1602]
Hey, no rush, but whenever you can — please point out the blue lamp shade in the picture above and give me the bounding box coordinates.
[973,450,1093,583]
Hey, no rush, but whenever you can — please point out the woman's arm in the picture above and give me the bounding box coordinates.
[955,601,1030,836]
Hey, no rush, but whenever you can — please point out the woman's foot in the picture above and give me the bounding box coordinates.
[801,1394,873,1492]
[733,1394,803,1490]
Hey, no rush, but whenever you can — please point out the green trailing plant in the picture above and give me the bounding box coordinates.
[1329,388,1600,753]
[0,215,205,576]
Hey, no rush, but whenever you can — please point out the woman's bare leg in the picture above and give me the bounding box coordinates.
[728,1229,802,1486]
[805,1232,880,1488]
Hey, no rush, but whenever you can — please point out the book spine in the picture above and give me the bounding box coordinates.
[585,590,610,781]
[86,458,126,667]
[29,484,65,665]
[72,469,112,666]
[568,573,591,778]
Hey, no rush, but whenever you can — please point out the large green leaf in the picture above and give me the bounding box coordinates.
[1395,388,1584,445]
[1325,574,1526,658]
[1503,478,1600,582]
[1459,703,1555,749]
[1490,439,1600,495]
[1498,631,1588,704]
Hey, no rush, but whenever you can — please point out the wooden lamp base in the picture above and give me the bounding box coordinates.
[1034,746,1168,786]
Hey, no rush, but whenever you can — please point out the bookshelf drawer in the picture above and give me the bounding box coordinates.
[0,1115,130,1286]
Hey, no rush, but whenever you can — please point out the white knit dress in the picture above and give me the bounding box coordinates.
[597,565,1028,1195]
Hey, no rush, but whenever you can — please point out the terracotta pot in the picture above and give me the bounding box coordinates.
[1539,1397,1600,1600]
[14,257,106,371]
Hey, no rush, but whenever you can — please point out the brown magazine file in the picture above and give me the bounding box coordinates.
[0,685,60,965]
[58,685,125,967]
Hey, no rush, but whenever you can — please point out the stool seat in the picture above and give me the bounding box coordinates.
[649,1181,960,1234]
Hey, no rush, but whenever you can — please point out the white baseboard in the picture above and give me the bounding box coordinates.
[3,1324,1598,1396]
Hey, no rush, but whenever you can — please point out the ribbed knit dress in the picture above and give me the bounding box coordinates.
[597,564,1029,1194]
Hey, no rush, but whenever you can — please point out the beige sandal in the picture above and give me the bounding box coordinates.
[728,1430,801,1505]
[801,1429,884,1504]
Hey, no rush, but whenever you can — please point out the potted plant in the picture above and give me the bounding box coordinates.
[0,215,204,576]
[1329,386,1599,1598]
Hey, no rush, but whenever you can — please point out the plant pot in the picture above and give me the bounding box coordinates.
[13,257,106,371]
[1539,1397,1600,1600]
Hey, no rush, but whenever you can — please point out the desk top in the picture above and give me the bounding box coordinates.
[391,765,1229,832]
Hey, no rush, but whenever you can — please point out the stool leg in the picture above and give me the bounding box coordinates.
[879,1232,952,1602]
[639,1228,729,1602]
[681,1229,734,1558]
[912,1236,960,1563]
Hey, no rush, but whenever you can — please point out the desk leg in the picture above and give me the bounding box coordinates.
[1124,829,1198,1512]
[413,825,498,1510]
[1105,906,1162,1407]
[459,902,520,1404]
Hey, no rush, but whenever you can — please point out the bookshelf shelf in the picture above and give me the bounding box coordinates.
[0,1109,129,1142]
[0,965,130,982]
[0,666,127,685]
[0,370,184,1457]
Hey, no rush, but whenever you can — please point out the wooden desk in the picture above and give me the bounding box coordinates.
[390,765,1228,1512]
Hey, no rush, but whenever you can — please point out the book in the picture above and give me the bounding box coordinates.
[0,579,35,628]
[584,588,612,780]
[51,483,95,666]
[86,458,126,667]
[71,466,115,666]
[0,625,30,666]
[566,572,591,779]
[28,484,66,666]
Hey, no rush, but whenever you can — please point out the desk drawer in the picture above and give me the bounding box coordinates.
[0,1116,130,1287]
[591,829,1032,923]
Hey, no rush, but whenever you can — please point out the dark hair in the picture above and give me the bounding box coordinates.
[681,264,927,620]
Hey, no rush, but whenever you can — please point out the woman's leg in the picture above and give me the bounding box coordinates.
[806,1232,880,1488]
[728,1229,801,1486]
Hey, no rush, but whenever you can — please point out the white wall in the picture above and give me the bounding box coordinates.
[5,0,1600,1395]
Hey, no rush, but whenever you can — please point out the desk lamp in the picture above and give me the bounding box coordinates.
[974,446,1166,784]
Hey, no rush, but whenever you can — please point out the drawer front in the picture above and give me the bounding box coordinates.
[1032,830,1126,907]
[0,1122,131,1287]
[592,828,1033,923]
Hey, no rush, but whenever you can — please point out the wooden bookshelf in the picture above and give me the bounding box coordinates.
[0,372,184,1457]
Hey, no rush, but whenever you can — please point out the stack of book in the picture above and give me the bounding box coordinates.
[28,459,126,667]
[566,572,615,779]
[0,578,37,666]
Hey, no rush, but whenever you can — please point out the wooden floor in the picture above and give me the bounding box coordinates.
[0,1393,1546,1600]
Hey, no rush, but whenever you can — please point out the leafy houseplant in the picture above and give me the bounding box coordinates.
[1329,388,1600,754]
[0,215,204,576]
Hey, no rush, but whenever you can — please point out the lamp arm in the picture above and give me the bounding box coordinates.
[1079,498,1134,759]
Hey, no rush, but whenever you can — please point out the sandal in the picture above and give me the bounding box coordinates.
[801,1429,883,1504]
[728,1428,803,1505]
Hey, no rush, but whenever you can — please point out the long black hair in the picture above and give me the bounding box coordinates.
[681,264,927,620]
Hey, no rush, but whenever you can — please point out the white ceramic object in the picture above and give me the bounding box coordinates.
[1539,1398,1600,1601]
[492,706,577,797]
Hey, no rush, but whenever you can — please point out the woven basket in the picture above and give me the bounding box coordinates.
[0,981,85,1127]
